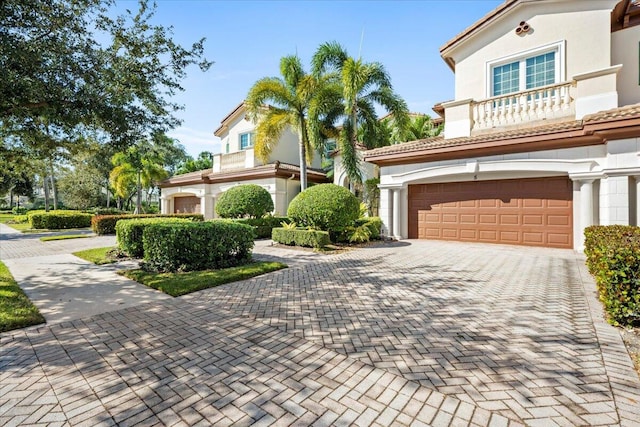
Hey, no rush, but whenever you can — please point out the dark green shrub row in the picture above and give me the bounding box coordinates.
[116,218,192,258]
[584,225,640,326]
[230,216,291,239]
[272,227,330,249]
[216,184,274,218]
[92,213,204,235]
[142,221,255,272]
[28,210,93,230]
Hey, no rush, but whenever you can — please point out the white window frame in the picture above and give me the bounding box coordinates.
[238,132,255,150]
[485,41,566,99]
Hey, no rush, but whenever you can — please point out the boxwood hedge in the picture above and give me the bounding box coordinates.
[216,184,274,218]
[28,210,93,230]
[584,225,640,326]
[116,217,192,258]
[92,213,203,235]
[231,216,291,239]
[287,184,360,238]
[142,221,255,272]
[272,228,330,249]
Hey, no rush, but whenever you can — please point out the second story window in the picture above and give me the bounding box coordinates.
[239,132,255,150]
[490,44,561,98]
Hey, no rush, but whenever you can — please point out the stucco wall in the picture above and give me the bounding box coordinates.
[612,25,640,107]
[378,136,640,247]
[218,111,255,154]
[450,1,616,101]
[160,176,303,219]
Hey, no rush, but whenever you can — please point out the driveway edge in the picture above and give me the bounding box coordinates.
[575,257,640,426]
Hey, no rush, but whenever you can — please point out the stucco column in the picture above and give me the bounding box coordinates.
[160,197,170,215]
[635,176,640,226]
[200,194,215,220]
[392,188,402,239]
[577,179,596,251]
[579,180,595,229]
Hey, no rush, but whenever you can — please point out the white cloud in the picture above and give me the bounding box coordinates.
[168,127,221,158]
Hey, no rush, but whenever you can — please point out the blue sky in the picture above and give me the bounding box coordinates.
[123,0,504,157]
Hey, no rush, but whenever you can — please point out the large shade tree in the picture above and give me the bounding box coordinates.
[246,55,339,190]
[312,42,410,184]
[1,0,212,153]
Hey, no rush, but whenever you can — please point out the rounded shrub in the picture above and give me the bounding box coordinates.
[215,184,274,218]
[287,184,360,233]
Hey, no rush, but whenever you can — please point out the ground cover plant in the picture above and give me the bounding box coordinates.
[122,261,286,297]
[72,247,119,265]
[0,261,44,332]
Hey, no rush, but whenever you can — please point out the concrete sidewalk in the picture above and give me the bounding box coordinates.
[0,223,170,324]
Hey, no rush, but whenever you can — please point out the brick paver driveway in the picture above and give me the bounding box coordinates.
[2,239,640,426]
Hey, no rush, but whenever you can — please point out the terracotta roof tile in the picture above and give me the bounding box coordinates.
[583,103,640,123]
[365,120,582,157]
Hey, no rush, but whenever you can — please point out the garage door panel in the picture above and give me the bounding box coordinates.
[409,177,573,248]
[174,196,200,214]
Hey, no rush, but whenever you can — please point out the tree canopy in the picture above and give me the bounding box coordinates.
[0,0,212,150]
[312,42,409,184]
[246,55,338,190]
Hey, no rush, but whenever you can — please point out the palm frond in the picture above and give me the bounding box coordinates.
[254,110,292,162]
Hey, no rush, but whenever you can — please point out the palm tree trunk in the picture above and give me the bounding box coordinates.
[298,126,308,191]
[9,188,13,209]
[135,170,142,214]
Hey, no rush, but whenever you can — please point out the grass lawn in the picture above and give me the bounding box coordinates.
[40,234,91,242]
[73,246,118,265]
[0,214,32,231]
[0,261,45,333]
[121,261,287,297]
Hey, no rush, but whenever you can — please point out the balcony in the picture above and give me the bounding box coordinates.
[442,65,621,139]
[213,148,263,173]
[472,81,575,131]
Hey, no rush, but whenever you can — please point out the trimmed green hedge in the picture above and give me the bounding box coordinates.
[287,184,360,238]
[216,184,274,218]
[231,216,291,239]
[116,217,192,258]
[28,210,93,230]
[142,221,255,272]
[92,213,204,235]
[272,228,330,249]
[584,225,640,326]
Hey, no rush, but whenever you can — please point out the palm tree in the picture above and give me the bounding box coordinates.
[399,114,443,142]
[110,143,168,213]
[312,41,409,184]
[246,55,338,190]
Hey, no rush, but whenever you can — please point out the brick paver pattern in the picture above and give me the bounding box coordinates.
[1,234,639,426]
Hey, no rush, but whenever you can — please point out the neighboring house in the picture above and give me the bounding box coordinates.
[365,0,640,250]
[159,102,328,218]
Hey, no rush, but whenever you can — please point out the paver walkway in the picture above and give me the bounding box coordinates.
[1,224,639,426]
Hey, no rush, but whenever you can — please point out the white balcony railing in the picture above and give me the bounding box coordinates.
[219,150,247,170]
[472,81,575,131]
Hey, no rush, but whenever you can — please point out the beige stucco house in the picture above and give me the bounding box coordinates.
[160,102,328,218]
[365,0,640,250]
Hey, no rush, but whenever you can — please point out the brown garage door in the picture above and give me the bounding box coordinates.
[408,177,573,248]
[173,196,200,214]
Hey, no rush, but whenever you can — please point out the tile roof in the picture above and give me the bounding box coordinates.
[364,103,640,160]
[582,103,640,123]
[365,120,583,157]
